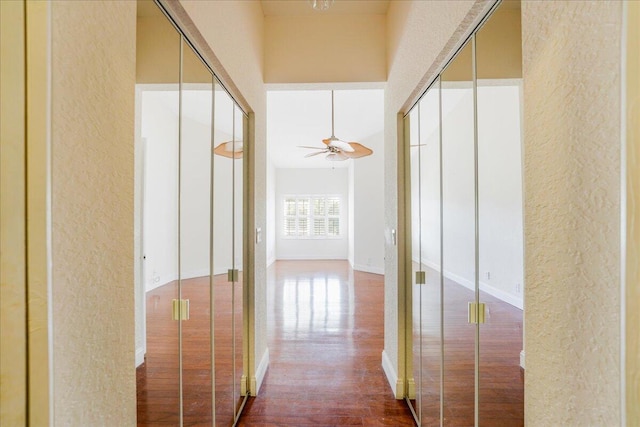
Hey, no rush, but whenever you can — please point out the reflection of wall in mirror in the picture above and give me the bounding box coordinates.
[412,84,524,309]
[140,89,237,291]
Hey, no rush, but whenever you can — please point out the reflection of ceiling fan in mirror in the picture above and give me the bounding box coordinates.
[299,90,373,162]
[214,140,243,159]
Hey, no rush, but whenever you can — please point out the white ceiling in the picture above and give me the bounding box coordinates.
[267,89,384,169]
[140,88,384,169]
[261,0,390,16]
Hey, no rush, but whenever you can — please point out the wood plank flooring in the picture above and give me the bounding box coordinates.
[237,260,415,426]
[137,260,523,426]
[137,273,243,426]
[408,265,524,426]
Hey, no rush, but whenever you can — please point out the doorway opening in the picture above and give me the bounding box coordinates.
[241,89,401,423]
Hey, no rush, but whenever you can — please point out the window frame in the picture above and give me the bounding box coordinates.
[282,194,342,240]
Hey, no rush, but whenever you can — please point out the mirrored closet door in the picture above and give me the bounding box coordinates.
[135,1,248,425]
[213,82,248,426]
[180,37,214,425]
[135,2,182,424]
[407,79,443,426]
[475,2,524,424]
[404,1,524,425]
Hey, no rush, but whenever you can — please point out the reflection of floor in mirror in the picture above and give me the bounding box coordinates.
[136,274,243,426]
[137,260,523,426]
[238,260,415,426]
[411,266,524,426]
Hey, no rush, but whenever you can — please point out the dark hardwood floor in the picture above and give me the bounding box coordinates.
[137,273,243,426]
[237,260,415,426]
[137,260,523,426]
[409,265,524,426]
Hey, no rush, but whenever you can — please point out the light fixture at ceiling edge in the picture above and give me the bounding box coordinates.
[309,0,334,12]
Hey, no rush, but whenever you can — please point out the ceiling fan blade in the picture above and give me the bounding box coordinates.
[213,141,243,159]
[298,145,327,150]
[341,142,373,159]
[305,150,327,158]
[326,152,348,162]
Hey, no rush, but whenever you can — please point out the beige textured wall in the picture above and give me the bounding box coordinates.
[51,1,137,424]
[383,0,489,397]
[0,1,27,424]
[264,14,386,83]
[522,1,622,424]
[177,0,269,394]
[626,1,640,424]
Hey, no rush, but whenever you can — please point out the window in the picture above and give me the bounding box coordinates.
[283,196,340,238]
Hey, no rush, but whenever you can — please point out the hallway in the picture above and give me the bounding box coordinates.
[238,260,415,426]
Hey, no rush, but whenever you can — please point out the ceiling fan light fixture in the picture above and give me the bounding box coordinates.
[324,137,354,153]
[308,0,334,11]
[299,89,373,162]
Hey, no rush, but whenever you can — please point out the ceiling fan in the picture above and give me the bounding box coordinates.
[299,91,373,162]
[214,140,243,159]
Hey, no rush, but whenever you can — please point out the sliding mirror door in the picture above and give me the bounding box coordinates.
[179,38,214,425]
[441,39,477,426]
[475,1,524,424]
[136,1,181,423]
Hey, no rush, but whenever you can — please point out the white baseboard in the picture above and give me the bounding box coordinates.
[181,268,211,280]
[353,264,385,275]
[420,259,523,310]
[276,255,348,260]
[145,268,244,293]
[266,256,276,268]
[520,350,525,369]
[135,346,145,367]
[252,348,269,395]
[481,281,523,310]
[146,273,177,292]
[382,350,404,399]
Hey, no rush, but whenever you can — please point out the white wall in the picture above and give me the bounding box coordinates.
[275,168,349,260]
[140,90,179,291]
[413,83,524,309]
[140,89,238,286]
[266,158,276,266]
[348,163,355,266]
[477,83,524,308]
[352,131,385,275]
[213,96,242,276]
[180,88,215,280]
